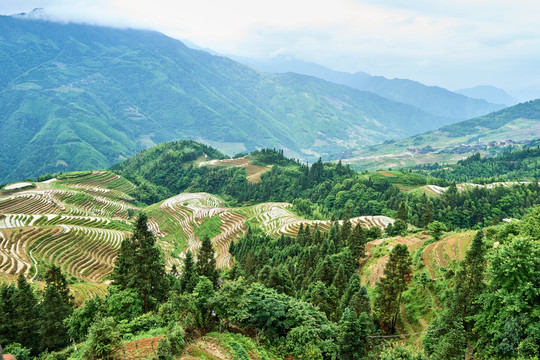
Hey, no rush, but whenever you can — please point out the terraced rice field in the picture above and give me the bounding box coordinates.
[158,193,247,268]
[422,230,475,278]
[57,171,136,194]
[69,282,108,307]
[154,193,395,269]
[360,230,475,287]
[0,173,140,306]
[0,227,37,279]
[0,187,138,220]
[238,202,393,237]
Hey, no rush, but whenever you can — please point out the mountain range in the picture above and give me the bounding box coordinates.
[230,54,506,120]
[455,85,520,106]
[0,16,508,183]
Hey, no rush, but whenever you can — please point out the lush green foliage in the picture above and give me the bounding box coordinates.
[373,244,413,333]
[415,146,540,183]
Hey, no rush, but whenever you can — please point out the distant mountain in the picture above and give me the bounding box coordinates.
[228,54,371,85]
[233,55,505,121]
[455,85,520,106]
[342,99,540,170]
[0,16,451,183]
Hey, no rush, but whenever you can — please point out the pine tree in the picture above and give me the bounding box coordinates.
[452,230,486,330]
[13,274,41,354]
[268,265,295,296]
[328,223,340,248]
[180,251,198,294]
[341,207,352,244]
[315,256,335,286]
[45,264,74,306]
[310,281,331,317]
[303,224,312,246]
[349,286,371,317]
[421,203,434,228]
[339,273,361,316]
[339,308,369,359]
[39,285,72,352]
[373,244,412,333]
[426,229,487,356]
[332,264,348,297]
[197,236,218,288]
[397,202,408,223]
[0,284,16,345]
[112,213,168,312]
[348,224,366,261]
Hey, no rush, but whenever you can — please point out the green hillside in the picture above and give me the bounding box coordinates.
[0,16,454,183]
[413,143,540,182]
[342,99,540,170]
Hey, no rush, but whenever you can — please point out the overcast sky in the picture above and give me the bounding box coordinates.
[2,0,540,100]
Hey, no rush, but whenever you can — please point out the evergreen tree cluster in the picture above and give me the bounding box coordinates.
[0,266,73,356]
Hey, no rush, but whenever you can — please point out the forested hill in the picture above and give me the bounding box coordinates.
[437,98,540,137]
[111,141,540,229]
[0,16,454,183]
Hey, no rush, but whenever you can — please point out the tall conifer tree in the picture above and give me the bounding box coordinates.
[13,274,41,354]
[197,236,218,288]
[373,244,412,333]
[112,213,168,312]
[39,285,72,352]
[348,224,366,260]
[180,250,198,293]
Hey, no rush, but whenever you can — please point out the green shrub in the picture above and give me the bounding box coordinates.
[82,317,123,360]
[4,343,32,360]
[157,337,174,360]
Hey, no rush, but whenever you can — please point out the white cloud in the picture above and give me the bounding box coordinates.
[1,0,539,99]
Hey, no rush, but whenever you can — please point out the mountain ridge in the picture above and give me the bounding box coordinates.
[231,54,505,120]
[0,16,456,183]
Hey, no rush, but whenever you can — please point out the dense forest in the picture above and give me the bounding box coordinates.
[1,141,540,359]
[413,145,540,183]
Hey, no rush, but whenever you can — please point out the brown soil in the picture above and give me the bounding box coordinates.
[245,164,269,184]
[377,171,397,177]
[369,255,389,286]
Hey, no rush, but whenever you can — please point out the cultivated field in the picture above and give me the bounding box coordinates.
[0,171,397,304]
